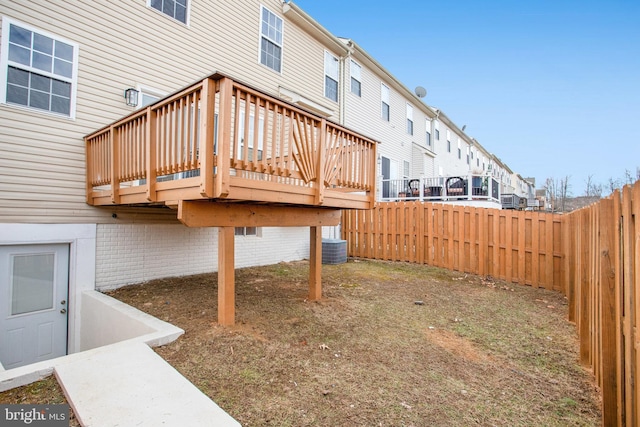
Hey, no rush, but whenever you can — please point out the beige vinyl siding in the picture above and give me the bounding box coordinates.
[0,0,344,224]
[343,58,378,140]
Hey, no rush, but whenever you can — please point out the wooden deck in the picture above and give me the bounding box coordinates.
[85,73,377,211]
[85,73,378,326]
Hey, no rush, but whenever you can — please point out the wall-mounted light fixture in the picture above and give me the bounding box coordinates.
[124,88,139,107]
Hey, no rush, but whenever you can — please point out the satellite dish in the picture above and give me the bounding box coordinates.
[414,86,427,98]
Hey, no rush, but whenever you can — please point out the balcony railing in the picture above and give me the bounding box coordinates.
[380,174,500,203]
[85,73,377,210]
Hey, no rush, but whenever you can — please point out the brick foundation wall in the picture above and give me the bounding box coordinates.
[95,224,310,290]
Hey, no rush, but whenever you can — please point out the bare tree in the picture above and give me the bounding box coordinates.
[584,175,602,198]
[624,169,633,185]
[558,175,572,212]
[544,177,556,212]
[607,177,622,193]
[543,176,573,212]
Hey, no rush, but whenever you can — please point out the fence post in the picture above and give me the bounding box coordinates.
[563,213,575,322]
[632,181,640,427]
[598,197,619,426]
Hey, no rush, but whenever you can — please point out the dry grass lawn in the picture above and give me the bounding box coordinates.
[109,259,600,426]
[1,259,600,426]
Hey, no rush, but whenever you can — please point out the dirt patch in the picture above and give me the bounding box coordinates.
[426,327,492,364]
[2,259,600,426]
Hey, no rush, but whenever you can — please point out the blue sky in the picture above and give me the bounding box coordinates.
[292,0,640,195]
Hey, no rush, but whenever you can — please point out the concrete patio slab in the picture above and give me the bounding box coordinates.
[55,341,240,426]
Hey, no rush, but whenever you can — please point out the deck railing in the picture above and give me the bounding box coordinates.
[85,73,377,209]
[380,174,500,203]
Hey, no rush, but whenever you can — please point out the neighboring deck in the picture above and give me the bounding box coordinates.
[85,73,377,212]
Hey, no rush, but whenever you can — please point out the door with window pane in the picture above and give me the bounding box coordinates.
[0,244,69,369]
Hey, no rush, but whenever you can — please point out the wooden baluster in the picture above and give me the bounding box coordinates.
[110,124,120,204]
[251,98,260,171]
[146,106,157,202]
[315,119,326,205]
[242,93,251,170]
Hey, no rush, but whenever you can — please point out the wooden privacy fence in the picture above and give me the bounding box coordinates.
[563,182,640,427]
[342,180,640,427]
[342,202,564,291]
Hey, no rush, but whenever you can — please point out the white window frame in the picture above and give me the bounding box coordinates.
[381,83,390,121]
[406,104,413,136]
[0,17,79,119]
[350,60,361,97]
[259,6,284,73]
[235,227,261,237]
[147,0,189,25]
[426,119,431,147]
[324,51,339,102]
[135,85,166,109]
[403,160,410,179]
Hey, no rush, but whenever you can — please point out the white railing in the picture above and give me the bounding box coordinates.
[380,174,500,203]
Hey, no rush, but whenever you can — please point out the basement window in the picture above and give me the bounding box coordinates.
[235,227,261,237]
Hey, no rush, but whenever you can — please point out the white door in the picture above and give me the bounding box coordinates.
[0,244,69,369]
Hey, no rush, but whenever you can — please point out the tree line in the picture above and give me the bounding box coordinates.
[543,167,639,212]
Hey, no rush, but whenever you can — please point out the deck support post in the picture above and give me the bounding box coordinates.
[218,226,235,326]
[309,226,322,301]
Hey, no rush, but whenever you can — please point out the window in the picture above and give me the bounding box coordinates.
[350,60,361,97]
[403,160,410,178]
[426,119,431,146]
[434,121,440,140]
[458,140,461,159]
[406,104,413,135]
[324,51,339,102]
[136,86,166,108]
[1,18,78,118]
[260,6,283,73]
[237,111,264,161]
[447,140,451,153]
[381,83,390,121]
[149,0,188,24]
[435,129,440,140]
[235,227,260,237]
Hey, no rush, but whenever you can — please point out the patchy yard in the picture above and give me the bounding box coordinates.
[111,259,599,426]
[2,259,600,426]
